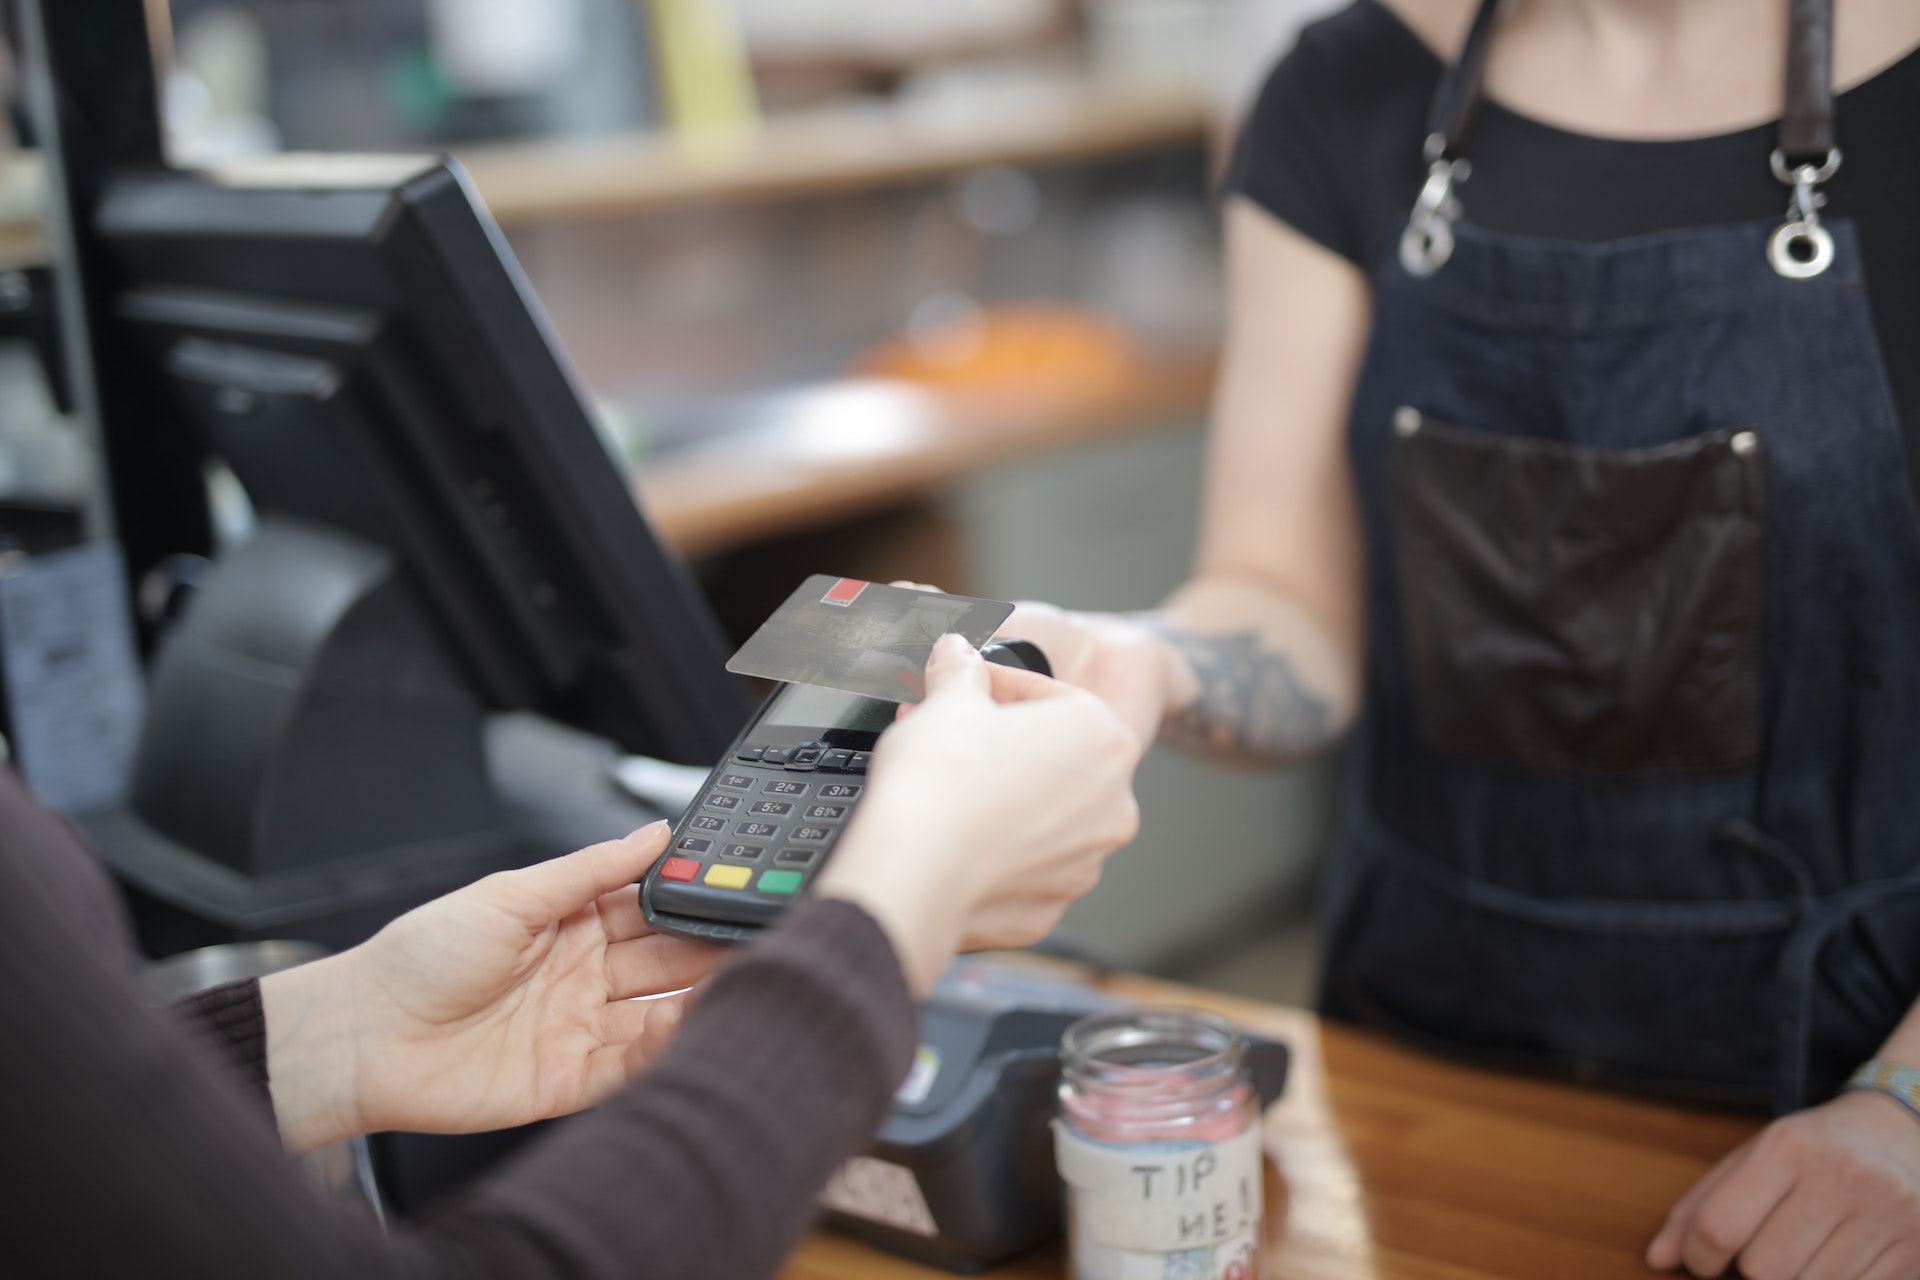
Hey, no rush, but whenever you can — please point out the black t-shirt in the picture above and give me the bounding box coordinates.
[1226,0,1920,482]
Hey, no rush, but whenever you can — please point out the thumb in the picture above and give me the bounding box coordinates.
[919,633,991,705]
[507,821,671,920]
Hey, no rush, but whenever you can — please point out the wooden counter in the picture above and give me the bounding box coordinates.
[781,973,1763,1280]
[635,356,1216,559]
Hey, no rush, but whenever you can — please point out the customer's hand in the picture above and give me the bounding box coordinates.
[1647,1090,1920,1279]
[260,825,722,1154]
[817,633,1144,993]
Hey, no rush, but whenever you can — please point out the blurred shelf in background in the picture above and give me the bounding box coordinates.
[634,350,1213,556]
[455,84,1209,224]
[0,155,46,270]
[0,222,46,272]
[0,80,1210,264]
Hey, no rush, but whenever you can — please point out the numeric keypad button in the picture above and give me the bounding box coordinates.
[763,779,808,796]
[723,844,766,861]
[735,822,779,839]
[804,805,847,821]
[790,826,832,843]
[689,814,727,832]
[817,784,861,800]
[750,801,793,816]
[702,793,741,812]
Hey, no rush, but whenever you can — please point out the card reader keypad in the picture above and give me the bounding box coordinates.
[649,743,869,926]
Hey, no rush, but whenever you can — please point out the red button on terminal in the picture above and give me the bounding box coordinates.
[660,857,701,882]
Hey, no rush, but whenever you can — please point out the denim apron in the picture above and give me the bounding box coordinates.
[1319,0,1920,1113]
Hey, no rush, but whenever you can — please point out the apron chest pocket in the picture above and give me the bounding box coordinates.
[1390,410,1766,776]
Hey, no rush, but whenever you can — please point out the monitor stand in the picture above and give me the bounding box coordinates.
[79,518,663,956]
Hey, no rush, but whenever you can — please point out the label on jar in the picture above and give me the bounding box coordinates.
[1053,1121,1263,1259]
[1067,1222,1260,1280]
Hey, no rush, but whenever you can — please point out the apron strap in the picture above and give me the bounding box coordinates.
[1406,0,1844,280]
[1775,876,1920,1114]
[1425,0,1836,166]
[1398,0,1500,276]
[1780,0,1837,166]
[1421,0,1502,163]
[1770,0,1841,277]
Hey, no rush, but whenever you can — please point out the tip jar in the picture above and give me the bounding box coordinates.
[1056,1008,1264,1280]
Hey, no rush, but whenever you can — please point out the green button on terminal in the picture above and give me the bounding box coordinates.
[756,869,803,896]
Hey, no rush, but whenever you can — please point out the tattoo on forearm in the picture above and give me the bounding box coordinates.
[1139,623,1334,763]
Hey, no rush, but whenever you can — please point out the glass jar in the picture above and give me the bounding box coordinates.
[1056,1008,1264,1280]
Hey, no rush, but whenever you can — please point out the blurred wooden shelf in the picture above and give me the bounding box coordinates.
[0,220,46,271]
[0,82,1208,257]
[455,85,1209,226]
[635,352,1216,558]
[0,88,1206,258]
[0,154,47,270]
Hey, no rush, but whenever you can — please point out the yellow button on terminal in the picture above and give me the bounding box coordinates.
[703,864,753,890]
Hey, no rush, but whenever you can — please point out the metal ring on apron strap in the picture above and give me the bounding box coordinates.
[1405,0,1840,282]
[1767,148,1843,280]
[1400,142,1469,277]
[1397,0,1499,279]
[1767,147,1842,280]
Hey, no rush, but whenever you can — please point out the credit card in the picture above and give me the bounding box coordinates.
[726,575,1014,703]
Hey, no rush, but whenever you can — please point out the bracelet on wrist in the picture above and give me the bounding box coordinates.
[1844,1058,1920,1124]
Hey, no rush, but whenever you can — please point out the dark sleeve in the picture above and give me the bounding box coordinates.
[419,898,916,1280]
[171,979,272,1110]
[0,768,915,1280]
[1222,0,1441,270]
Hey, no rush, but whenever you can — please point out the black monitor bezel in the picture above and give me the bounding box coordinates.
[93,156,751,764]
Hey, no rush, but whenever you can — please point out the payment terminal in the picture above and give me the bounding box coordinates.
[640,640,1049,945]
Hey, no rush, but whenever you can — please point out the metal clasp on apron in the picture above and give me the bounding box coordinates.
[1768,148,1841,280]
[1400,133,1470,278]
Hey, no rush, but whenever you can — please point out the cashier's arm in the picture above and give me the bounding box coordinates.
[1015,198,1371,764]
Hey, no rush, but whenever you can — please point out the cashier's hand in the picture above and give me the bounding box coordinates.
[259,824,722,1155]
[998,601,1172,744]
[889,584,1167,744]
[817,633,1143,995]
[1647,1090,1920,1279]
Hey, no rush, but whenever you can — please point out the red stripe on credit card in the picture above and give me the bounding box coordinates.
[821,578,869,606]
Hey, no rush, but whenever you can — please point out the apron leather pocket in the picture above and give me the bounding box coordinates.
[1391,411,1766,776]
